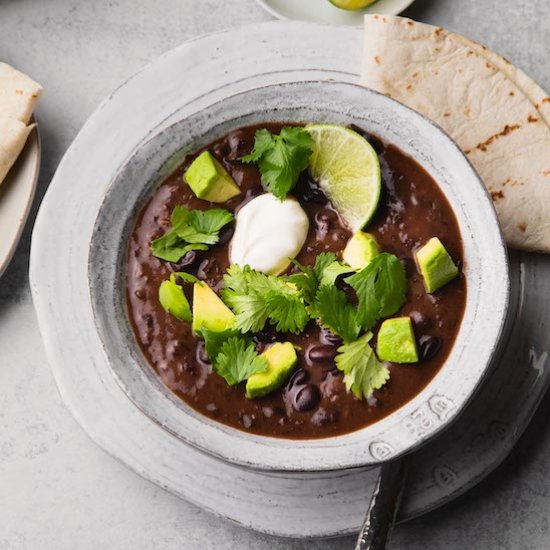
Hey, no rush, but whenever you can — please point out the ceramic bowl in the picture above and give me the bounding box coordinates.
[89,81,509,472]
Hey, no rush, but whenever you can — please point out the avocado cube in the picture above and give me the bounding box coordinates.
[342,231,380,270]
[377,317,419,363]
[192,282,236,335]
[415,237,459,293]
[184,151,241,203]
[158,275,192,322]
[246,342,297,399]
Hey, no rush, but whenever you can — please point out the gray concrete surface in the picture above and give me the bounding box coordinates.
[1,0,549,548]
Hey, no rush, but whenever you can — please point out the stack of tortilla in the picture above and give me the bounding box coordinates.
[361,15,550,253]
[0,63,42,185]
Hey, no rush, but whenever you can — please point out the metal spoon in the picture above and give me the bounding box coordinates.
[354,457,408,550]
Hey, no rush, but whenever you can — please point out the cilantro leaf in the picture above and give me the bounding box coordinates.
[288,252,338,305]
[214,336,268,385]
[222,264,309,334]
[265,290,310,334]
[202,326,239,362]
[312,252,338,280]
[150,206,233,262]
[240,127,314,200]
[172,271,201,284]
[287,260,318,304]
[174,207,233,244]
[239,128,273,163]
[335,332,390,400]
[222,291,270,333]
[312,285,361,344]
[320,261,355,286]
[150,232,207,263]
[345,253,407,330]
[222,265,274,332]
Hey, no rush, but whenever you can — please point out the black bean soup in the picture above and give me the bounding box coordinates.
[126,123,466,439]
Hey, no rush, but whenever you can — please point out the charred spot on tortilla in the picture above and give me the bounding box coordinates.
[491,191,505,201]
[528,115,539,123]
[518,223,527,233]
[510,91,515,96]
[374,56,381,65]
[443,112,451,117]
[542,97,550,104]
[475,124,521,152]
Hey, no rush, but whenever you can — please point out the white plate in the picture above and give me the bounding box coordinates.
[30,22,550,538]
[0,125,40,278]
[255,0,415,25]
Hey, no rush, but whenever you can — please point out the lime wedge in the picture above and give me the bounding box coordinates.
[306,124,382,232]
[328,0,377,10]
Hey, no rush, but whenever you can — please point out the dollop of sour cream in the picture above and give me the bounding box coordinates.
[229,194,309,275]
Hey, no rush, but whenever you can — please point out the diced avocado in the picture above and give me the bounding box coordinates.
[415,237,459,293]
[246,342,297,399]
[342,231,380,270]
[192,282,236,335]
[158,274,192,321]
[184,151,241,203]
[377,317,419,364]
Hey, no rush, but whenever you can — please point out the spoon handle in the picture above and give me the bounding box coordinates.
[354,457,408,550]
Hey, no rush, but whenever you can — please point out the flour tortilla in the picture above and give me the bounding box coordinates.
[0,117,34,184]
[455,36,550,128]
[361,15,550,252]
[0,62,43,124]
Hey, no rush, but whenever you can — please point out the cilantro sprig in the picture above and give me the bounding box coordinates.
[202,328,267,386]
[311,285,361,344]
[240,127,314,200]
[345,253,407,330]
[214,335,268,386]
[151,206,233,263]
[222,264,309,334]
[335,332,390,400]
[288,252,340,304]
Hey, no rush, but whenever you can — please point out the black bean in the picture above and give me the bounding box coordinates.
[315,209,337,225]
[224,131,250,161]
[316,222,330,240]
[196,341,211,367]
[302,188,327,204]
[197,258,220,280]
[307,345,338,364]
[287,368,309,389]
[253,327,278,344]
[175,250,199,269]
[419,335,442,361]
[294,385,321,412]
[217,224,235,246]
[319,328,343,347]
[310,408,336,426]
